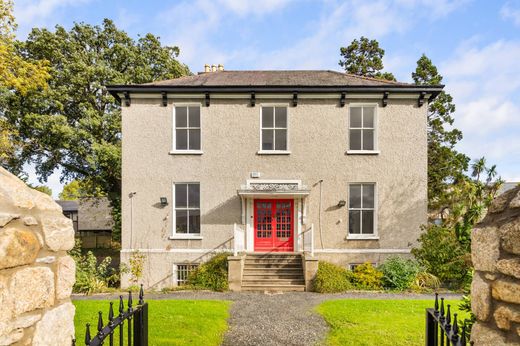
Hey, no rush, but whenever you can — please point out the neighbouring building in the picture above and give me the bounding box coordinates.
[108,67,443,291]
[57,197,114,248]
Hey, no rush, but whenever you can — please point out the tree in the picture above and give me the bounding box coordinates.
[0,0,49,168]
[339,36,396,81]
[32,185,52,196]
[59,179,104,200]
[4,19,190,241]
[412,54,470,210]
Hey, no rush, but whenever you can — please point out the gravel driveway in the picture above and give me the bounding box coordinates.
[73,291,461,346]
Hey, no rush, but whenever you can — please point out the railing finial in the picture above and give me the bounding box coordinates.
[108,302,114,325]
[453,313,459,338]
[119,295,124,315]
[446,304,452,329]
[128,290,133,312]
[139,284,145,305]
[85,323,91,345]
[434,293,439,313]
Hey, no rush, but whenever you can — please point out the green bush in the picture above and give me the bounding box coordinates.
[411,271,441,291]
[412,225,472,289]
[70,240,118,294]
[187,253,230,291]
[352,263,383,290]
[313,261,354,293]
[378,256,421,291]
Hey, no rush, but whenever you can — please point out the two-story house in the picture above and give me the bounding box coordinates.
[108,68,442,291]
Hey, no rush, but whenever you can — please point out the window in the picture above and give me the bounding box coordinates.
[174,106,201,151]
[349,105,376,151]
[174,183,200,234]
[348,183,376,237]
[175,264,198,286]
[261,106,288,151]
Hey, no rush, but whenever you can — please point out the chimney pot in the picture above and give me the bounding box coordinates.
[217,64,224,71]
[211,64,217,72]
[204,64,210,73]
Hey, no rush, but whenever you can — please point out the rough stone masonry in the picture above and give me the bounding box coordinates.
[471,185,520,345]
[0,167,76,345]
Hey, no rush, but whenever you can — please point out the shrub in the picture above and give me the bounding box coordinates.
[187,253,230,291]
[412,225,472,288]
[411,271,441,291]
[378,256,421,291]
[70,240,118,294]
[313,261,354,293]
[352,262,383,290]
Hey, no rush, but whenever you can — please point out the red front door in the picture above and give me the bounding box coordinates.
[254,199,294,252]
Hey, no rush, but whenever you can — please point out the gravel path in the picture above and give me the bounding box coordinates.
[72,291,462,346]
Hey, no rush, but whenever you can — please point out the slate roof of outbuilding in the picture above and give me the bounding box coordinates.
[141,70,411,87]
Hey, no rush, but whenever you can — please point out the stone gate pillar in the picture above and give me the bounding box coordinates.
[470,186,520,345]
[0,167,76,345]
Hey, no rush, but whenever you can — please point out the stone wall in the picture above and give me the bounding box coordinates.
[0,168,76,345]
[471,185,520,345]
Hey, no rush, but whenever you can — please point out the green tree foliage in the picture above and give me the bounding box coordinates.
[4,19,190,241]
[339,36,396,81]
[32,185,52,196]
[59,179,104,200]
[412,54,471,210]
[0,0,49,168]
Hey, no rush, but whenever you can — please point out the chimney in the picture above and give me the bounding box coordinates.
[211,64,217,72]
[204,64,210,73]
[217,64,224,71]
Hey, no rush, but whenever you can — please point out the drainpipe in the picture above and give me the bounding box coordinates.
[129,192,136,248]
[318,179,324,249]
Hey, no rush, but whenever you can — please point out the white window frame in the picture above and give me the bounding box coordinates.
[347,182,379,240]
[170,103,203,155]
[169,182,203,240]
[172,263,199,286]
[258,104,291,155]
[346,103,380,155]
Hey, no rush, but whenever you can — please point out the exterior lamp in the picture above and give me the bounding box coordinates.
[160,197,168,206]
[337,200,346,208]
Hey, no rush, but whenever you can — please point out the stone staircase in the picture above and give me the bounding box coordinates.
[241,253,306,291]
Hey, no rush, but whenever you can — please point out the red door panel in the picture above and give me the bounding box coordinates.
[254,199,294,252]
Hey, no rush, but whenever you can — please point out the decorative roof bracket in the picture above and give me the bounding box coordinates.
[124,91,131,107]
[382,91,389,107]
[205,92,210,107]
[418,91,426,107]
[250,92,256,107]
[161,91,167,107]
[340,92,346,107]
[292,92,298,107]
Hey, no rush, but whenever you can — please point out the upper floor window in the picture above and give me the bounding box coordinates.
[174,183,200,235]
[261,106,288,152]
[349,105,376,151]
[348,183,376,238]
[174,106,201,152]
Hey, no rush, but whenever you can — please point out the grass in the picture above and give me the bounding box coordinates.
[316,299,470,346]
[73,299,231,346]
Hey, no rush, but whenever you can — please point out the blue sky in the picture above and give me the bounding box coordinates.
[14,0,520,197]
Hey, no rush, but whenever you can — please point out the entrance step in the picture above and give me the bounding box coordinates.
[241,253,305,292]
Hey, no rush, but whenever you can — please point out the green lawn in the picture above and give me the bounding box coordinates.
[316,299,469,346]
[73,299,231,346]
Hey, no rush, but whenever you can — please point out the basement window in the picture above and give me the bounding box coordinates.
[174,263,198,286]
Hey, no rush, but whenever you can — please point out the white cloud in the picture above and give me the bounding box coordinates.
[15,0,90,25]
[219,0,293,16]
[440,39,520,181]
[501,1,520,26]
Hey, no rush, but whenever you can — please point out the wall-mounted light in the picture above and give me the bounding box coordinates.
[160,197,168,206]
[337,200,346,208]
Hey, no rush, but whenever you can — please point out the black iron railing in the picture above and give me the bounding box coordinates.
[426,293,472,346]
[73,285,148,346]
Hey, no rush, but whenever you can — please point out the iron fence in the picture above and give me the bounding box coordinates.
[73,285,148,346]
[426,293,473,346]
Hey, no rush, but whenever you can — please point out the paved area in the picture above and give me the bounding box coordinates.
[72,291,462,346]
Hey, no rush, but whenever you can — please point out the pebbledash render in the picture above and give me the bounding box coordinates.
[108,68,443,291]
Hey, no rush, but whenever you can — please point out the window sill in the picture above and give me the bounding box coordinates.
[169,150,203,155]
[169,235,203,240]
[346,235,380,240]
[346,150,380,155]
[257,150,291,155]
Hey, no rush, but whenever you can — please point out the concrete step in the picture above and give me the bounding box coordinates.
[246,254,302,259]
[241,284,306,292]
[245,258,302,264]
[244,263,303,270]
[242,279,305,285]
[243,274,304,280]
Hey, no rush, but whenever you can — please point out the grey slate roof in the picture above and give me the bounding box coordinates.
[56,200,78,212]
[142,70,410,87]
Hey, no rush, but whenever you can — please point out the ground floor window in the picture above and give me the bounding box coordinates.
[348,183,376,237]
[175,263,199,286]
